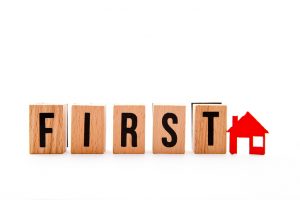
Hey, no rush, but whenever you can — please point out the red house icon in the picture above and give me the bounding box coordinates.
[227,112,269,155]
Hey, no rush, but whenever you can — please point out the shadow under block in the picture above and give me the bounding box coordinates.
[153,105,186,154]
[29,104,67,154]
[113,105,145,154]
[192,104,227,154]
[71,105,106,154]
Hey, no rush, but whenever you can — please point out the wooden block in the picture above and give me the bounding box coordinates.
[113,105,145,154]
[71,105,106,154]
[192,103,227,154]
[29,104,67,154]
[153,105,186,154]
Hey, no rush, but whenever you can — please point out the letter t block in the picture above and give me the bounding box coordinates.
[192,103,227,154]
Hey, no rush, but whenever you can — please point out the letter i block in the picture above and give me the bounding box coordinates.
[113,105,145,154]
[192,103,227,154]
[153,105,186,154]
[71,105,106,154]
[29,104,67,154]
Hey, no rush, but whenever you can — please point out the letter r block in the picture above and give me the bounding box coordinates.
[113,105,145,154]
[153,105,186,154]
[192,103,227,154]
[29,104,67,154]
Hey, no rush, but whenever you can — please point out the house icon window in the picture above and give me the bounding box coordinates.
[253,136,264,147]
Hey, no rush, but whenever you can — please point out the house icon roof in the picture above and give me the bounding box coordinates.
[227,112,268,136]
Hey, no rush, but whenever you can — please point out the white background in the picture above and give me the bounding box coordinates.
[0,0,300,199]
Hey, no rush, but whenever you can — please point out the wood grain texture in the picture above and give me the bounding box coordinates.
[192,104,227,154]
[153,105,186,154]
[113,105,145,154]
[29,104,67,154]
[71,105,106,154]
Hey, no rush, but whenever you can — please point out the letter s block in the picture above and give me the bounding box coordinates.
[192,103,227,154]
[29,104,67,154]
[113,105,145,154]
[153,105,186,154]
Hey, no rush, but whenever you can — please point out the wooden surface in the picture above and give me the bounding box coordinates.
[113,105,145,154]
[71,105,106,154]
[153,105,186,154]
[29,104,67,154]
[192,104,227,154]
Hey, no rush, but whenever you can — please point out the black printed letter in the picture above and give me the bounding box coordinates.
[121,113,138,147]
[162,113,178,147]
[84,113,90,147]
[39,113,54,147]
[203,112,219,146]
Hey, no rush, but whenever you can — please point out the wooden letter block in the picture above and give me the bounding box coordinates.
[113,105,145,154]
[71,105,106,154]
[29,104,67,154]
[192,103,227,154]
[153,105,186,154]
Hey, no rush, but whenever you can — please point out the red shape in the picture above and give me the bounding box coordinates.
[227,112,269,155]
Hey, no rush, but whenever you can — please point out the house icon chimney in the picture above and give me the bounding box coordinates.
[232,116,238,126]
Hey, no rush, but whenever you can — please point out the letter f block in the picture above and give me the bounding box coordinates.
[29,104,67,154]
